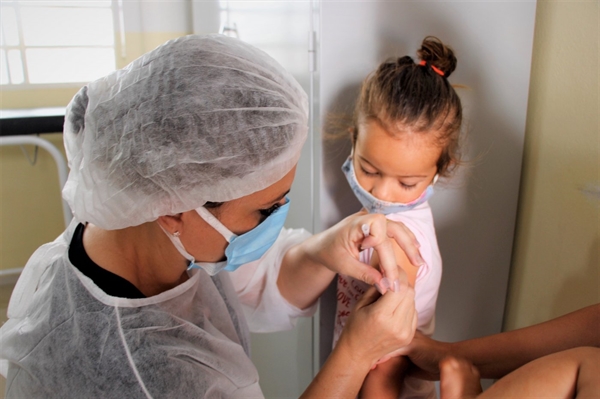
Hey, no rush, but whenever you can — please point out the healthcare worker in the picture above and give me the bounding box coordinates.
[0,35,421,398]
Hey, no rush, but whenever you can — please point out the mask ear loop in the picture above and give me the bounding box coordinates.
[157,222,197,270]
[196,207,235,242]
[432,174,439,185]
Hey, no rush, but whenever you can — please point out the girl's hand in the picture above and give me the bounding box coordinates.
[337,278,418,368]
[302,211,424,290]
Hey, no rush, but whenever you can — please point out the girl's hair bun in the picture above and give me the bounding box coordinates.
[396,55,415,67]
[350,35,463,178]
[417,36,457,78]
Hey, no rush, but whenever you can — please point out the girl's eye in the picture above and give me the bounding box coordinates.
[259,203,281,217]
[400,182,417,190]
[360,166,379,176]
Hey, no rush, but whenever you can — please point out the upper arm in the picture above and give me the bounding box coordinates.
[370,240,418,288]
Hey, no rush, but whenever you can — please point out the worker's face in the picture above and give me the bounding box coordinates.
[211,165,297,234]
[183,165,297,262]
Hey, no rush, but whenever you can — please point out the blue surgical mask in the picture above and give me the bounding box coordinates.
[342,156,436,214]
[161,198,290,275]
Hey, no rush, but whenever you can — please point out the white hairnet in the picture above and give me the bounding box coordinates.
[62,34,308,230]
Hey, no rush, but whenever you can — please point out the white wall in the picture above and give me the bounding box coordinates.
[201,2,318,397]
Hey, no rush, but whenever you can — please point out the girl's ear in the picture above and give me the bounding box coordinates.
[157,214,183,236]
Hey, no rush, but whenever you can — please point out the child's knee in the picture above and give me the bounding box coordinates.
[439,356,480,380]
[551,346,600,363]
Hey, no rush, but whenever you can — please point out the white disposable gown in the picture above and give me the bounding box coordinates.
[0,221,314,398]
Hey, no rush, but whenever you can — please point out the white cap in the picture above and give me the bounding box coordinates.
[62,34,308,229]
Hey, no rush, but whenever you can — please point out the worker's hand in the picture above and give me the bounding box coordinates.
[336,279,417,368]
[392,331,453,381]
[302,211,424,291]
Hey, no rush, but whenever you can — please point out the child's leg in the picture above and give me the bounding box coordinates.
[439,356,482,399]
[359,356,409,399]
[440,347,600,399]
[481,346,600,398]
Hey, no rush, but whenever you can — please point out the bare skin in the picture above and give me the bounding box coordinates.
[439,347,600,399]
[360,356,411,399]
[439,357,482,399]
[399,304,600,381]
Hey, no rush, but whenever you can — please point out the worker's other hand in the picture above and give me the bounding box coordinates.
[337,281,417,368]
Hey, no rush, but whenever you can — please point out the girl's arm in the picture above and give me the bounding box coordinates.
[403,303,600,380]
[371,238,419,289]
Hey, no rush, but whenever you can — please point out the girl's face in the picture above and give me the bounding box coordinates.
[353,119,441,204]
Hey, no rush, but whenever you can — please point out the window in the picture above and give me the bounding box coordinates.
[1,0,116,87]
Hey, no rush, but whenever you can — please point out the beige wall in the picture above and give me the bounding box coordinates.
[505,1,599,330]
[0,31,185,272]
[0,134,66,271]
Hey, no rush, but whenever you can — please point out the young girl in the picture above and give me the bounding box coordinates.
[332,36,463,398]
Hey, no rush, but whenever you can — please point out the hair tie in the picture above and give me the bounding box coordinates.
[419,60,445,77]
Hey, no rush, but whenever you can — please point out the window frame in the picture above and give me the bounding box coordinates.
[0,0,119,90]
